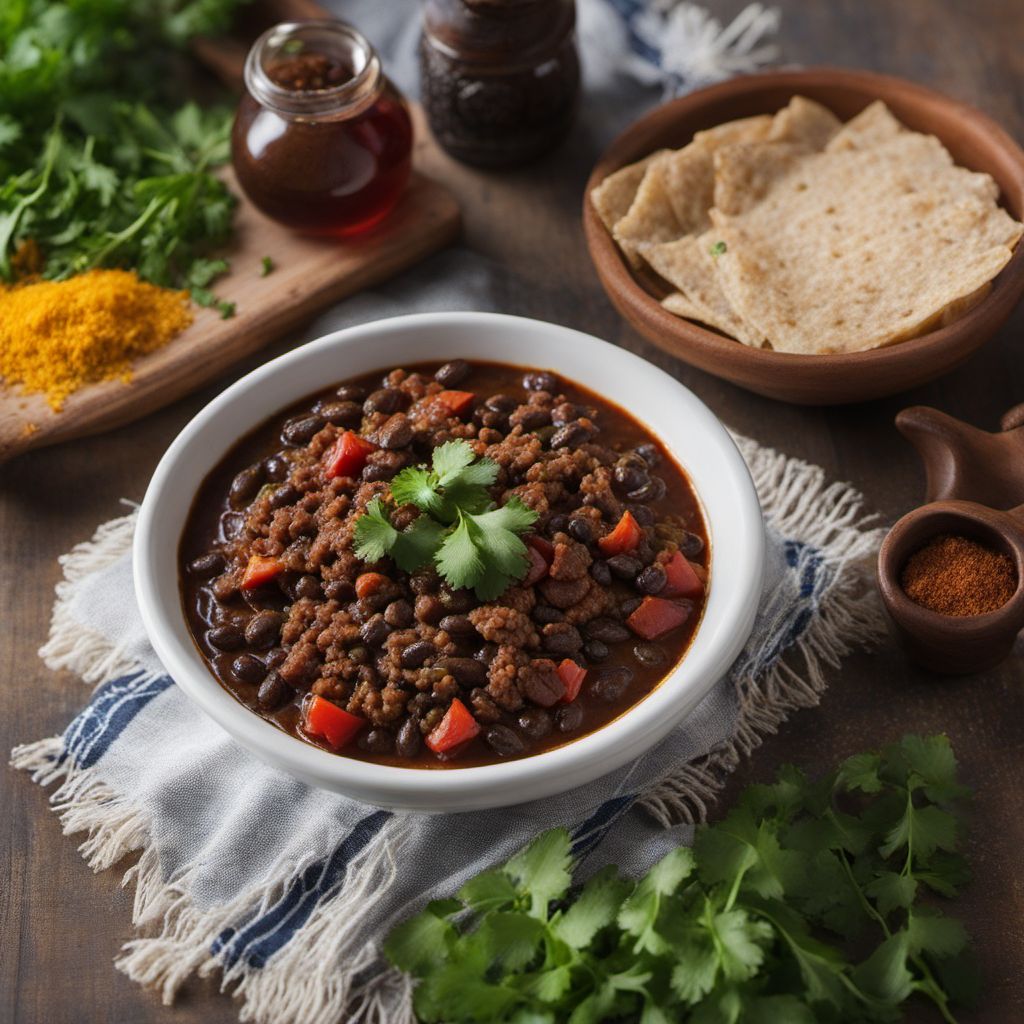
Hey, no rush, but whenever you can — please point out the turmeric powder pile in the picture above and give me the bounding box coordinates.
[0,269,193,411]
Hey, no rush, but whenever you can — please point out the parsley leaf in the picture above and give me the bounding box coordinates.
[353,439,537,600]
[387,735,975,1024]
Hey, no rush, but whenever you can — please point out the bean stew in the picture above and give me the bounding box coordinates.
[179,361,709,767]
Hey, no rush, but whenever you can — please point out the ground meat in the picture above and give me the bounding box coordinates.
[497,585,536,614]
[486,645,528,711]
[539,575,591,609]
[562,577,614,625]
[548,533,591,581]
[469,605,538,647]
[518,658,565,707]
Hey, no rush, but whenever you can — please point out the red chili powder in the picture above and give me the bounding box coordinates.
[900,534,1017,616]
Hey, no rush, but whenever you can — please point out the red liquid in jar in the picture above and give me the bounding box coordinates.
[232,68,413,235]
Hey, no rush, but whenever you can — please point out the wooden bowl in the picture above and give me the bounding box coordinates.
[582,68,1024,405]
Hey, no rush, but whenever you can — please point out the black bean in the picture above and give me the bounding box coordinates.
[568,518,594,544]
[229,465,264,507]
[542,625,583,657]
[584,640,609,662]
[521,665,565,707]
[613,459,649,495]
[245,611,282,649]
[635,442,661,467]
[485,724,525,757]
[440,588,474,613]
[257,671,288,709]
[207,625,244,651]
[591,666,634,702]
[435,359,470,387]
[189,552,225,578]
[359,729,394,755]
[336,384,365,402]
[439,614,475,636]
[377,414,414,450]
[590,560,612,586]
[231,653,267,684]
[324,580,355,601]
[280,414,324,446]
[360,614,391,647]
[555,703,583,733]
[415,594,445,625]
[547,513,569,536]
[364,388,404,415]
[439,657,488,687]
[396,718,422,758]
[518,707,552,739]
[550,402,578,426]
[620,598,642,618]
[294,574,321,600]
[634,642,668,668]
[628,503,655,527]
[523,370,557,392]
[220,511,246,540]
[532,604,564,625]
[385,600,415,629]
[315,399,362,427]
[269,484,299,510]
[475,642,499,665]
[263,454,290,482]
[517,408,551,430]
[549,422,591,449]
[401,640,435,668]
[584,617,631,644]
[628,476,667,502]
[362,451,407,481]
[485,393,517,414]
[636,565,667,595]
[607,555,642,580]
[679,531,705,558]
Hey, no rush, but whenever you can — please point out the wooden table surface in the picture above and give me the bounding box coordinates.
[3,2,1022,1021]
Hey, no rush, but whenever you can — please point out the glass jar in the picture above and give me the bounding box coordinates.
[232,21,413,235]
[420,0,580,168]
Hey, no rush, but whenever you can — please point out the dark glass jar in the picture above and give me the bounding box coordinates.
[420,0,580,168]
[232,21,413,235]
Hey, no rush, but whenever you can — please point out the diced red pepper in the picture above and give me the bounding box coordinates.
[434,390,476,419]
[355,572,389,599]
[426,698,481,755]
[241,554,285,590]
[522,535,554,586]
[557,659,587,703]
[597,510,643,556]
[303,695,365,750]
[324,431,376,480]
[627,596,692,640]
[660,550,706,599]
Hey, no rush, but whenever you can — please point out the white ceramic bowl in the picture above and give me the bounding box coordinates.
[134,313,764,812]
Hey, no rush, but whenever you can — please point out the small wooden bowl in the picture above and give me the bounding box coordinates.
[876,403,1024,674]
[582,68,1024,405]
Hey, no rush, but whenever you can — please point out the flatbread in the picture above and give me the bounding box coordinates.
[643,235,766,347]
[826,100,905,152]
[613,115,772,265]
[768,96,842,150]
[590,149,669,232]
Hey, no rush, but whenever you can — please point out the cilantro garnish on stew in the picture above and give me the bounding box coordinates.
[354,439,538,600]
[386,734,978,1023]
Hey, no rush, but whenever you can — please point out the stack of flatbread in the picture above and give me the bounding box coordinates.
[591,97,1023,354]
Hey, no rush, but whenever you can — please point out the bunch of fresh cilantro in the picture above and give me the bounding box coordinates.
[354,439,538,600]
[386,734,978,1023]
[0,0,249,311]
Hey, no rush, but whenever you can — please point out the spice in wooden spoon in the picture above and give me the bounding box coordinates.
[901,534,1017,616]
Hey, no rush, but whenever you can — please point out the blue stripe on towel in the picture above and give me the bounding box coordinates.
[571,794,635,860]
[213,809,392,970]
[60,671,173,770]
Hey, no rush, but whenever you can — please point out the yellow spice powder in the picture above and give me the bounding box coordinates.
[0,269,193,411]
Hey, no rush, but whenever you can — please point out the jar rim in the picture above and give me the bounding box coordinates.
[244,20,382,121]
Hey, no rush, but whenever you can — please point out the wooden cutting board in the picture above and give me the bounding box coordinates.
[0,159,460,464]
[0,0,461,464]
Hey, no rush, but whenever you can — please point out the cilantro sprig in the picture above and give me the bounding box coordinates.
[353,440,537,600]
[386,734,977,1023]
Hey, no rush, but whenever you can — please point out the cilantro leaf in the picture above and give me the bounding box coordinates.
[431,439,477,485]
[391,515,446,573]
[391,465,445,517]
[552,866,631,949]
[352,496,398,563]
[505,828,572,919]
[436,514,485,592]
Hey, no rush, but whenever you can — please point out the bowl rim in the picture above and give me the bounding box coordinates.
[583,65,1024,372]
[133,312,765,810]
